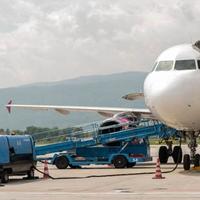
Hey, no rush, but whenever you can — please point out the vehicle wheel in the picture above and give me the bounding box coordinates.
[127,162,136,168]
[183,154,190,170]
[27,168,35,179]
[1,171,9,183]
[113,155,127,168]
[194,154,200,167]
[159,146,169,164]
[172,146,182,164]
[55,156,69,169]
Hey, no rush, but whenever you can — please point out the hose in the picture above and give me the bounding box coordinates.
[33,138,182,179]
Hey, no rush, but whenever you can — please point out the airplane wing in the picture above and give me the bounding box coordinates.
[6,100,154,119]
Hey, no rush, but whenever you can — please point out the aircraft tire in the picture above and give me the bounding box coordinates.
[113,155,127,168]
[159,146,169,164]
[172,146,182,164]
[55,156,69,169]
[183,154,190,170]
[194,154,200,167]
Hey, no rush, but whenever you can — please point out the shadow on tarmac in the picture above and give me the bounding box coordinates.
[179,169,200,176]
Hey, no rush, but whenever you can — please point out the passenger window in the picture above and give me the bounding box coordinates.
[155,61,173,71]
[197,60,200,69]
[174,60,196,70]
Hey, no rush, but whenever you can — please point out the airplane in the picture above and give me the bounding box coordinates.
[6,40,200,171]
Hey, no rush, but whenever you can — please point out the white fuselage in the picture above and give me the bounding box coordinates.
[144,70,200,131]
[143,44,200,131]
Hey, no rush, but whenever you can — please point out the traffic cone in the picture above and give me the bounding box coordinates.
[43,160,49,179]
[152,158,165,179]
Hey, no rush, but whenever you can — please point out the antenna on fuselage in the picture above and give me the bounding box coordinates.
[192,40,200,53]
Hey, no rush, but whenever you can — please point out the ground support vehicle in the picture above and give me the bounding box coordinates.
[0,135,36,183]
[49,138,151,169]
[35,121,179,168]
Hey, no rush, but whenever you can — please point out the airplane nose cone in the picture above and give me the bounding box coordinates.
[144,72,170,110]
[144,72,182,127]
[144,71,200,130]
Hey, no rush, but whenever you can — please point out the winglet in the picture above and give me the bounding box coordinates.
[6,100,12,113]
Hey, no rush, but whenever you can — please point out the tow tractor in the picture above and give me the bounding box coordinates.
[35,120,180,169]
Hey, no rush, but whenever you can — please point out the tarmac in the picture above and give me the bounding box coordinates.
[1,145,200,200]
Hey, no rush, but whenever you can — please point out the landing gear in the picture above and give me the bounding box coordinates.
[172,146,182,164]
[194,154,200,167]
[159,141,183,164]
[188,132,198,161]
[183,154,191,170]
[159,146,169,164]
[183,131,200,170]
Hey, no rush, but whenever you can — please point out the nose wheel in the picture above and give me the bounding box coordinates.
[194,154,200,167]
[158,141,182,164]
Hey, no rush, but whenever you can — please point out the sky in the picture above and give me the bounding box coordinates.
[0,0,200,88]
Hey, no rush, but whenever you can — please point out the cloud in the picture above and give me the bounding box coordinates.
[0,0,200,87]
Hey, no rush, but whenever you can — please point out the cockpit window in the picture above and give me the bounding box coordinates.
[155,61,173,71]
[174,60,196,70]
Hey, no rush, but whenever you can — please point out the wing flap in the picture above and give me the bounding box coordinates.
[55,108,70,115]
